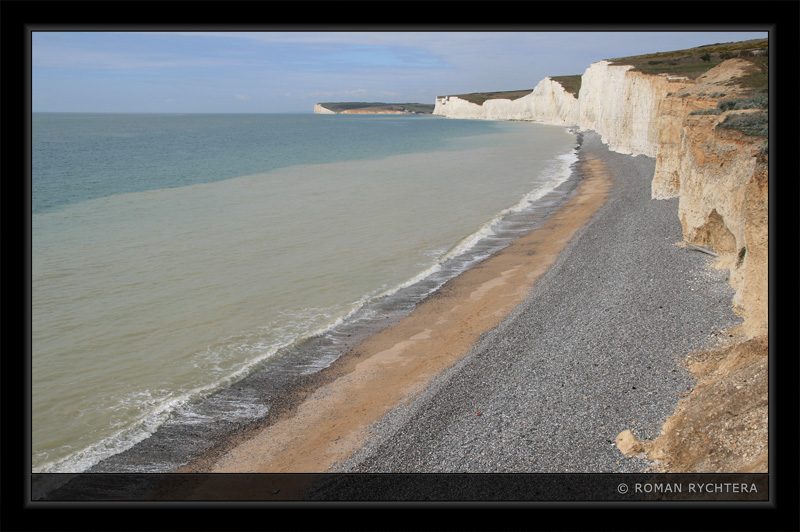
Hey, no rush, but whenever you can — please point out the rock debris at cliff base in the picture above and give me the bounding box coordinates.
[331,131,743,475]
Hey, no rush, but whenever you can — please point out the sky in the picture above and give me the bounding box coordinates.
[31,30,768,114]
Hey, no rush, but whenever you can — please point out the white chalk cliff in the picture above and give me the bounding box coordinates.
[314,104,336,114]
[433,77,579,125]
[435,57,768,338]
[577,61,682,157]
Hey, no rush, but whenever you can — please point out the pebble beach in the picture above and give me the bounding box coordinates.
[176,130,742,497]
[34,130,744,502]
[331,130,742,477]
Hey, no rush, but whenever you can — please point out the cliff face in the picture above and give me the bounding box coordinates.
[314,103,434,114]
[654,60,768,337]
[314,104,406,114]
[577,61,687,157]
[526,77,581,125]
[340,109,407,114]
[314,104,336,114]
[433,77,579,125]
[577,58,767,337]
[434,52,768,473]
[436,58,768,338]
[572,57,768,474]
[432,95,483,119]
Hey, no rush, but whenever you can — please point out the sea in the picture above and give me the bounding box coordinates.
[31,112,579,474]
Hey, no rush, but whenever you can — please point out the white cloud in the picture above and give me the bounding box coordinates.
[308,88,368,98]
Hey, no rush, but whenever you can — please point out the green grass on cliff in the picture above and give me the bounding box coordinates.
[608,38,769,139]
[549,75,582,98]
[719,110,768,137]
[319,102,434,114]
[442,90,533,106]
[607,38,768,85]
[440,76,581,104]
[435,38,768,142]
[437,40,768,106]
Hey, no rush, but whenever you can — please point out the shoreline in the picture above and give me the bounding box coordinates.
[183,129,741,484]
[330,131,742,478]
[74,121,580,476]
[176,134,613,481]
[32,130,749,501]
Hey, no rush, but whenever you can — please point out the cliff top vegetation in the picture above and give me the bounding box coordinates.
[441,90,533,106]
[318,102,434,114]
[435,39,766,109]
[436,74,582,104]
[610,39,769,141]
[549,75,582,98]
[608,38,768,89]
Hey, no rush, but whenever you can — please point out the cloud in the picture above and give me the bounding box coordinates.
[33,44,219,71]
[308,88,368,98]
[33,30,769,113]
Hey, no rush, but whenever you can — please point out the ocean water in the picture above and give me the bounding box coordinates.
[31,112,578,473]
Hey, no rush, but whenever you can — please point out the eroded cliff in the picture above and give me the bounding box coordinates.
[656,60,767,339]
[437,57,768,340]
[582,56,769,474]
[314,102,434,114]
[584,59,768,338]
[435,48,769,473]
[578,61,689,157]
[433,77,579,125]
[314,103,337,114]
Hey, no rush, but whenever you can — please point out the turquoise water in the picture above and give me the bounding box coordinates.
[32,113,529,214]
[31,113,577,472]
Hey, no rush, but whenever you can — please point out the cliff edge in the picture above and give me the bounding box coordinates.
[435,40,769,474]
[314,102,434,114]
[433,78,579,124]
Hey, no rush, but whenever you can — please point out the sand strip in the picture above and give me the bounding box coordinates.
[183,156,611,482]
[328,131,742,479]
[37,131,750,502]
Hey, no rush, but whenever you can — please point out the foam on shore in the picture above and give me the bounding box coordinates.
[36,131,742,501]
[174,133,612,479]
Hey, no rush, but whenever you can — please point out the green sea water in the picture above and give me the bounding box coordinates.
[31,112,577,472]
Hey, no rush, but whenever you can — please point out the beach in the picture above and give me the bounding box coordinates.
[32,129,746,502]
[33,114,579,476]
[165,130,741,498]
[332,131,741,477]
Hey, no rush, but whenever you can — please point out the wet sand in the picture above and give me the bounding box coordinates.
[39,131,744,502]
[331,131,740,479]
[179,146,612,482]
[171,131,742,502]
